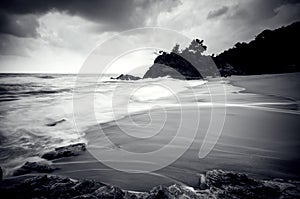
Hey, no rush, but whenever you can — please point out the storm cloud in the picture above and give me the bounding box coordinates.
[0,0,180,37]
[0,12,40,38]
[0,0,299,72]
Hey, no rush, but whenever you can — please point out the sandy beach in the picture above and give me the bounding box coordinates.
[1,2,299,197]
[35,73,300,191]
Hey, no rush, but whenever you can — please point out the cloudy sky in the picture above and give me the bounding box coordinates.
[0,0,299,73]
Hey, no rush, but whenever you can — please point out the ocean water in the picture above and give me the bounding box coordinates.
[0,73,213,175]
[0,73,298,176]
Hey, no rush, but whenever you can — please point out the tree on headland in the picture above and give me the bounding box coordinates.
[172,44,180,54]
[213,21,300,75]
[144,39,216,79]
[145,21,300,80]
[170,39,218,77]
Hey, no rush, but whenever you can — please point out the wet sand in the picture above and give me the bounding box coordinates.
[49,105,300,191]
[10,73,299,192]
[43,73,300,191]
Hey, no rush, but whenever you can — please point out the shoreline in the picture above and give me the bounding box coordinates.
[228,73,300,102]
[1,73,300,197]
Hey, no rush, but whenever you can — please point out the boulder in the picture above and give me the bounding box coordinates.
[46,119,66,127]
[73,179,106,195]
[148,184,200,199]
[1,170,299,199]
[13,161,58,176]
[0,175,105,199]
[143,52,203,80]
[93,185,124,199]
[204,170,282,199]
[49,181,77,198]
[111,74,141,80]
[41,143,86,160]
[205,169,259,188]
[72,194,97,199]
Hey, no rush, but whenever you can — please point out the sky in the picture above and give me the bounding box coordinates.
[0,0,299,74]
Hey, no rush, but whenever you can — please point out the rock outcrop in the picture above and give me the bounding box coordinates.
[143,52,203,80]
[46,119,66,127]
[201,170,284,198]
[13,161,58,176]
[0,175,106,199]
[1,170,299,199]
[111,74,141,80]
[41,143,86,160]
[93,185,124,199]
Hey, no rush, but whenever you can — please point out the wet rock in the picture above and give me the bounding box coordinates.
[1,170,299,199]
[72,194,97,199]
[111,74,141,80]
[147,185,171,199]
[41,143,86,160]
[205,170,282,199]
[46,119,66,127]
[0,175,104,199]
[205,169,259,188]
[49,181,77,198]
[146,184,203,199]
[124,191,149,199]
[198,174,208,190]
[73,179,106,195]
[93,185,124,199]
[263,179,300,199]
[13,161,58,176]
[0,175,69,198]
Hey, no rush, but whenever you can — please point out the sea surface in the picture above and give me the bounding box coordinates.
[0,73,299,176]
[0,73,207,175]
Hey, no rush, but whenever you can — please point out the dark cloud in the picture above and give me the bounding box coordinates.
[0,0,180,37]
[0,0,299,57]
[0,0,134,38]
[213,0,300,53]
[207,6,229,19]
[0,0,180,55]
[0,0,135,21]
[0,12,40,38]
[228,0,300,23]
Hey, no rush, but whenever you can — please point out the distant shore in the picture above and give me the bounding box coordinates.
[229,72,300,101]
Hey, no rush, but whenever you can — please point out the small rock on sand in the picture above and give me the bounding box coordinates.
[13,161,58,176]
[41,143,86,160]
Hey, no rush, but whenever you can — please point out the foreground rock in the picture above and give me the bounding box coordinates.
[41,143,86,160]
[111,74,141,80]
[1,170,299,199]
[200,170,300,199]
[0,175,106,199]
[13,161,58,176]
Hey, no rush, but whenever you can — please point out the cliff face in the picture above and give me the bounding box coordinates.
[143,52,203,80]
[214,21,300,76]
